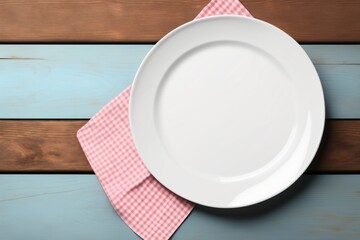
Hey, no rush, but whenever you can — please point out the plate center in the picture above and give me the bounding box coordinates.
[155,41,297,179]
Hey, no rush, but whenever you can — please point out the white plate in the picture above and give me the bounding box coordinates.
[130,16,325,208]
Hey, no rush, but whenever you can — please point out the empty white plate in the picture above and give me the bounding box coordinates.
[130,16,325,208]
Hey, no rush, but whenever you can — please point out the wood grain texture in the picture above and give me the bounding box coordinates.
[1,45,360,119]
[0,175,359,239]
[0,120,359,172]
[0,0,359,42]
[0,121,91,172]
[310,121,360,172]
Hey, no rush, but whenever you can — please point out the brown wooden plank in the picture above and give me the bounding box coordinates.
[0,0,359,43]
[309,120,360,172]
[0,120,91,172]
[0,120,359,172]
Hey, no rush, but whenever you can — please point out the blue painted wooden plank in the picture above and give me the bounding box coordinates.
[0,175,359,239]
[302,45,360,65]
[316,65,360,118]
[0,45,359,119]
[0,45,153,119]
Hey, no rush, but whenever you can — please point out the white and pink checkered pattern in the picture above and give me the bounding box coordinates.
[77,0,252,239]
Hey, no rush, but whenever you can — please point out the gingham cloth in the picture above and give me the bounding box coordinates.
[77,0,252,239]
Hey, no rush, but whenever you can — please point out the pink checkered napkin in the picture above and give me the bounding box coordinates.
[77,0,252,239]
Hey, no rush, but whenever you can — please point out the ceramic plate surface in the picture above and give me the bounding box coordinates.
[130,16,325,208]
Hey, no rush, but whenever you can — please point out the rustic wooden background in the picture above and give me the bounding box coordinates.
[0,0,359,42]
[0,0,359,239]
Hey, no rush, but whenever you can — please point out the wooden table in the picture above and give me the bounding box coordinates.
[0,1,359,239]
